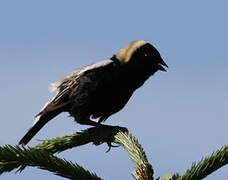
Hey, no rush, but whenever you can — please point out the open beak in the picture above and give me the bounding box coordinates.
[157,58,168,72]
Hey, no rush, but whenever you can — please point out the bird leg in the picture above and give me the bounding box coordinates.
[77,118,101,127]
[76,117,128,152]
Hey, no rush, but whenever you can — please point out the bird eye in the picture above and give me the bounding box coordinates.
[144,53,148,57]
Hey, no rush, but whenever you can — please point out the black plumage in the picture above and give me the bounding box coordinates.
[19,40,168,145]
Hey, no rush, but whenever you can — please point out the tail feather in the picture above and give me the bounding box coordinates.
[18,109,61,145]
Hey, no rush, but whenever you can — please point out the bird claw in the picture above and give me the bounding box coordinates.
[106,141,120,153]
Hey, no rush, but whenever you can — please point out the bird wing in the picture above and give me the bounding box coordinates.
[47,59,116,111]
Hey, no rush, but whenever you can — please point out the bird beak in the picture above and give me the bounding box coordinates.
[157,58,168,72]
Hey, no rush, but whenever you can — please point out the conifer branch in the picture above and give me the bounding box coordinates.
[1,125,228,180]
[114,132,153,180]
[0,125,127,179]
[0,145,102,180]
[33,126,153,179]
[176,145,228,180]
[34,126,153,179]
[33,125,128,153]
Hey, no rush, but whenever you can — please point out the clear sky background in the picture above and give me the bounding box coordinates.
[0,0,227,180]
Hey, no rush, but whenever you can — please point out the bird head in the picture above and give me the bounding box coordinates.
[114,40,168,72]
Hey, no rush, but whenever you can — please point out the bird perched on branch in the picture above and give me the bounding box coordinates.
[19,40,168,145]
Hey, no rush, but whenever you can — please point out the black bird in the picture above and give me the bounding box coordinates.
[19,40,168,145]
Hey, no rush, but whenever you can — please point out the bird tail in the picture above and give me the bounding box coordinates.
[18,108,61,145]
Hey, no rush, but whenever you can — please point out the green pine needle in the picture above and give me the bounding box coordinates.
[0,145,102,180]
[114,132,153,180]
[177,146,228,180]
[1,126,228,180]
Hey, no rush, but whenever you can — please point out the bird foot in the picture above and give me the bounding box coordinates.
[101,125,128,152]
[89,124,128,152]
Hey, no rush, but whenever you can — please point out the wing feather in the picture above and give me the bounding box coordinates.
[48,59,115,109]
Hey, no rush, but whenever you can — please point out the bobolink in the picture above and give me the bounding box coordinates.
[19,40,168,145]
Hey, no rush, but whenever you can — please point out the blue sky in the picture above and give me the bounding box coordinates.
[0,0,227,179]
